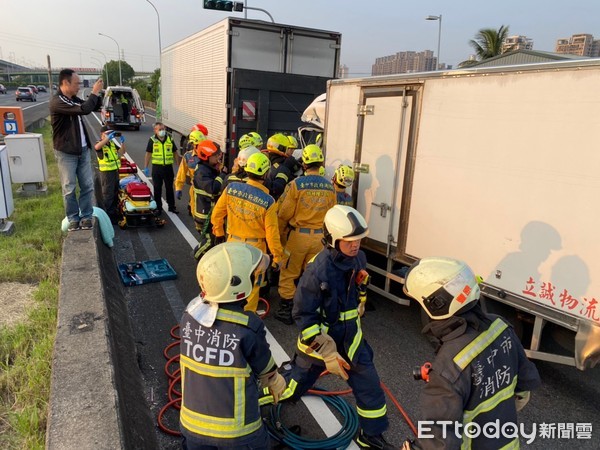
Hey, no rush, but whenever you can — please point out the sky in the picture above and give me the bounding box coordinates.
[1,0,600,75]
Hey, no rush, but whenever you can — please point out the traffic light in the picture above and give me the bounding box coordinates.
[203,1,244,12]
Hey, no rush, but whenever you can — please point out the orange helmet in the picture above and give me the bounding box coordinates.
[195,140,221,161]
[191,123,208,136]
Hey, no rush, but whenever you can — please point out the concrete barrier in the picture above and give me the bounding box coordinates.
[46,227,158,450]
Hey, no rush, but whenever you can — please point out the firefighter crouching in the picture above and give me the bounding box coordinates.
[179,243,285,449]
[262,206,394,449]
[211,152,284,312]
[274,144,336,324]
[402,257,541,450]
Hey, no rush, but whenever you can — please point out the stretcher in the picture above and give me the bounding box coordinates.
[117,174,165,229]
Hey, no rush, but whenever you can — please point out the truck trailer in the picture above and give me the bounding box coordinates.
[160,17,340,161]
[317,59,600,370]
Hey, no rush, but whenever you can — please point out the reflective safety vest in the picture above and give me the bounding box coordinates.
[97,141,120,172]
[179,307,274,441]
[151,136,174,165]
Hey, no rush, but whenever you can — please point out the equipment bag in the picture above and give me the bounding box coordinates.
[119,157,138,175]
[126,181,152,201]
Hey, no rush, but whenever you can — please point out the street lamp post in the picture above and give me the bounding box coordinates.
[145,0,162,55]
[91,49,109,84]
[98,32,122,85]
[425,14,442,70]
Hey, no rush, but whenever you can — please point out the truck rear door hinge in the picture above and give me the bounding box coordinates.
[357,104,374,116]
[353,163,369,174]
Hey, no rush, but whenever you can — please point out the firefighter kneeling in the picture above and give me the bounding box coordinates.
[179,243,285,449]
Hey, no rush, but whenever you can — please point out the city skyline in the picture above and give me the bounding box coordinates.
[2,0,600,75]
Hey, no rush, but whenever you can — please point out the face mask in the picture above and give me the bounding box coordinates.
[157,130,166,138]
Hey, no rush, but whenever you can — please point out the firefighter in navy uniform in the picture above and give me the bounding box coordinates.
[402,257,541,450]
[332,164,355,206]
[262,205,394,449]
[192,140,227,260]
[179,243,286,449]
[262,133,297,201]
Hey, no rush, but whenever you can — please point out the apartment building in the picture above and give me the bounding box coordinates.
[372,50,436,75]
[555,34,600,57]
[502,35,534,53]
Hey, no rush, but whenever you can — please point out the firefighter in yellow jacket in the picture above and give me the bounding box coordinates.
[274,144,336,324]
[175,130,207,215]
[211,152,284,312]
[179,242,286,449]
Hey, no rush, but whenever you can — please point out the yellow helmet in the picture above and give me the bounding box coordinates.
[266,133,291,153]
[334,165,355,188]
[245,152,271,176]
[239,134,254,150]
[315,133,323,147]
[188,130,207,147]
[287,135,299,150]
[248,132,263,148]
[301,144,324,164]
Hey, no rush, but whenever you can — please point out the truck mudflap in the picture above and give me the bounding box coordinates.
[480,284,600,371]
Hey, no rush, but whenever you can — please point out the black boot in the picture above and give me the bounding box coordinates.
[275,299,294,325]
[356,429,395,449]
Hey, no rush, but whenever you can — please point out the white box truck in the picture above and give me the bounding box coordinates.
[316,59,600,370]
[160,17,340,158]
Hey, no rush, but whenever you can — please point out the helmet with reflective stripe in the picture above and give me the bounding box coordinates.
[195,140,221,161]
[196,243,270,303]
[334,165,355,188]
[191,123,208,136]
[245,152,270,176]
[188,130,206,146]
[403,257,480,320]
[238,134,254,150]
[248,131,263,148]
[301,144,324,164]
[237,146,260,167]
[266,133,291,153]
[323,205,368,249]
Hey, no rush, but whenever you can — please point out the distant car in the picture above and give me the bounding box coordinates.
[16,87,37,102]
[27,85,38,94]
[0,84,6,94]
[36,85,47,93]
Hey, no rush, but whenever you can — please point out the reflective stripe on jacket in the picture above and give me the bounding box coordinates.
[97,141,120,172]
[151,136,174,165]
[193,163,224,221]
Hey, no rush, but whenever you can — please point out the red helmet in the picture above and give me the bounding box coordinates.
[195,140,221,161]
[191,123,208,136]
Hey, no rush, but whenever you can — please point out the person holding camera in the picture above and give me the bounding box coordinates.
[94,126,126,224]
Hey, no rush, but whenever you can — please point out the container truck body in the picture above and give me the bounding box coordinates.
[318,59,600,370]
[160,17,340,160]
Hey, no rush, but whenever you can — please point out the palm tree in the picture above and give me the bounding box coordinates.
[469,25,511,60]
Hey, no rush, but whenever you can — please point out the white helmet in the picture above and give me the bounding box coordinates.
[237,146,260,168]
[323,205,369,249]
[196,243,270,303]
[403,257,480,320]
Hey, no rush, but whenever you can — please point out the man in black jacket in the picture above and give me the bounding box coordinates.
[50,69,103,231]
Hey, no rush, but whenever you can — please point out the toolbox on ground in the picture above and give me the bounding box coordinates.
[118,259,177,286]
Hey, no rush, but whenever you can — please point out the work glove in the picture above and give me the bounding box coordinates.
[515,391,530,412]
[259,370,286,405]
[119,135,126,144]
[271,260,281,272]
[175,190,183,200]
[143,167,150,176]
[214,235,226,245]
[358,300,366,317]
[307,333,351,380]
[107,131,116,140]
[402,440,416,450]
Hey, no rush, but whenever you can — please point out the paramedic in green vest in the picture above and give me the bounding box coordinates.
[143,122,179,215]
[179,242,285,449]
[402,257,541,450]
[94,125,126,224]
[119,93,129,122]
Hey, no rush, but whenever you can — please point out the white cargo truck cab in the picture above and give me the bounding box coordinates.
[316,59,600,370]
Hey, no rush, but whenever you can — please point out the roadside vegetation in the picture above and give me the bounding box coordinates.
[0,124,63,449]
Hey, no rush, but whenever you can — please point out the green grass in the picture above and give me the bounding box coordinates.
[0,124,64,449]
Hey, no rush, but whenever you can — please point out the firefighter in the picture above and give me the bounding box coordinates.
[179,242,286,450]
[274,144,336,324]
[248,131,263,149]
[332,164,355,206]
[192,140,226,260]
[261,206,394,449]
[180,123,209,157]
[143,122,178,215]
[402,257,541,450]
[175,130,207,216]
[211,152,284,312]
[94,126,126,224]
[262,133,298,200]
[221,145,260,191]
